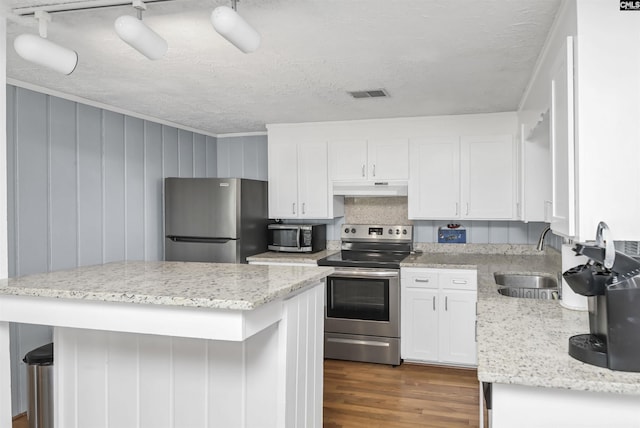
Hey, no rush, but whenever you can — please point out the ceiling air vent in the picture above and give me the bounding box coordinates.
[348,89,389,99]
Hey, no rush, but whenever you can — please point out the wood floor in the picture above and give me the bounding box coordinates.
[324,360,480,428]
[12,413,27,428]
[13,361,479,428]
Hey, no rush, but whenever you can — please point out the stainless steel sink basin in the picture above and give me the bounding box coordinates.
[494,273,557,289]
[494,273,559,299]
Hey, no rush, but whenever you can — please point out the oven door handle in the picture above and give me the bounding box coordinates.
[329,269,399,279]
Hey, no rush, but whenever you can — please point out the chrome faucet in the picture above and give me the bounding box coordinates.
[536,226,552,251]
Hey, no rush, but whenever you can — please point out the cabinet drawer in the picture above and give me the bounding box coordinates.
[440,271,477,291]
[402,271,438,289]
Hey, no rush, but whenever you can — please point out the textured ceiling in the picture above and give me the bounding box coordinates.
[5,0,561,135]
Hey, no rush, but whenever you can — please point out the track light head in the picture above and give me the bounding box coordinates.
[211,5,260,53]
[115,15,168,60]
[14,33,78,75]
[13,10,78,75]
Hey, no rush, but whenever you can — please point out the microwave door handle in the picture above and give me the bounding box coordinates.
[297,228,301,250]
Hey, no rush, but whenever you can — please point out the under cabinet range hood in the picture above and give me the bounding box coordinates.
[332,181,408,197]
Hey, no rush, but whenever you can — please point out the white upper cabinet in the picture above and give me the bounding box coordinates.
[519,121,552,223]
[268,138,343,219]
[409,135,516,220]
[268,140,299,218]
[408,137,460,219]
[461,135,515,219]
[297,142,332,218]
[549,36,575,238]
[268,113,518,220]
[517,3,640,241]
[328,139,368,181]
[367,139,409,180]
[329,138,408,181]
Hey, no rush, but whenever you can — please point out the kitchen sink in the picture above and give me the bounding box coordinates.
[494,273,559,300]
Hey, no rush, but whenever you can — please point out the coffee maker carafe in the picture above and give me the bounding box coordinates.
[563,222,640,372]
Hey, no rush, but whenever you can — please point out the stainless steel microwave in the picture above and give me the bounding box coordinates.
[267,224,327,253]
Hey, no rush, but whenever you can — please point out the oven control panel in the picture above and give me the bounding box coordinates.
[341,224,413,241]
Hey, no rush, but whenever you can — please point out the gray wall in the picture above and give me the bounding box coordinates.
[217,135,268,180]
[6,85,218,415]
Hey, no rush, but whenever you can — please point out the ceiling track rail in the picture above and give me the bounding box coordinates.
[12,0,175,16]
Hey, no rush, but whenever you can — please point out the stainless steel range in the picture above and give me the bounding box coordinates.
[317,224,413,365]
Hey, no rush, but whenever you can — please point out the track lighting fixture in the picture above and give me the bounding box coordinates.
[114,0,168,60]
[13,10,78,75]
[211,0,261,53]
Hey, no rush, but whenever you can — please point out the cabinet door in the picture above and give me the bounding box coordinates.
[298,141,329,218]
[521,120,553,223]
[268,141,299,218]
[328,139,368,181]
[408,137,460,219]
[401,287,439,362]
[461,135,515,219]
[549,36,576,238]
[438,290,477,365]
[367,138,409,180]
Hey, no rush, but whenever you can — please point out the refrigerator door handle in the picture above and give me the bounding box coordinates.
[167,236,234,244]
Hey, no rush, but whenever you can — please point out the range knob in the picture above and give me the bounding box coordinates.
[344,228,350,233]
[351,228,356,233]
[403,229,407,235]
[388,229,393,235]
[396,229,400,235]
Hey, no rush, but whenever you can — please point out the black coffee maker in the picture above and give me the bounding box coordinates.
[563,222,640,372]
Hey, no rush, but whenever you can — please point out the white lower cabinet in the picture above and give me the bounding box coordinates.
[401,267,477,366]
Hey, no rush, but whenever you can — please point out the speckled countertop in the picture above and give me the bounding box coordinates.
[247,250,338,264]
[402,247,640,395]
[0,261,333,310]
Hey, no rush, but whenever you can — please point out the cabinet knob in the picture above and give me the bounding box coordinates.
[372,164,376,177]
[302,202,306,215]
[292,203,296,215]
[361,165,365,177]
[433,296,436,311]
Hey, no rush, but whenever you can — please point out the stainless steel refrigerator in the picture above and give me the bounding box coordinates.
[164,178,270,263]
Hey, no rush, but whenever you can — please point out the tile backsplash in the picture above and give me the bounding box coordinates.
[344,197,410,225]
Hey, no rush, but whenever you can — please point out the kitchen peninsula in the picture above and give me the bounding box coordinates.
[401,247,640,427]
[0,261,333,428]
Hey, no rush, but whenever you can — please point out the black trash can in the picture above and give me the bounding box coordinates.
[23,343,53,428]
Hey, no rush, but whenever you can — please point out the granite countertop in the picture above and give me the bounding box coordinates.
[247,250,338,264]
[0,261,333,310]
[401,247,640,395]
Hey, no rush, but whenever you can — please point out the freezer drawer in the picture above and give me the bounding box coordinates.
[165,237,240,263]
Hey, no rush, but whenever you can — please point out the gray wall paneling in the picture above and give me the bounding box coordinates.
[125,116,145,260]
[217,135,268,180]
[6,85,218,415]
[412,220,550,245]
[50,97,78,270]
[145,122,164,262]
[78,104,103,266]
[178,129,194,177]
[104,111,126,263]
